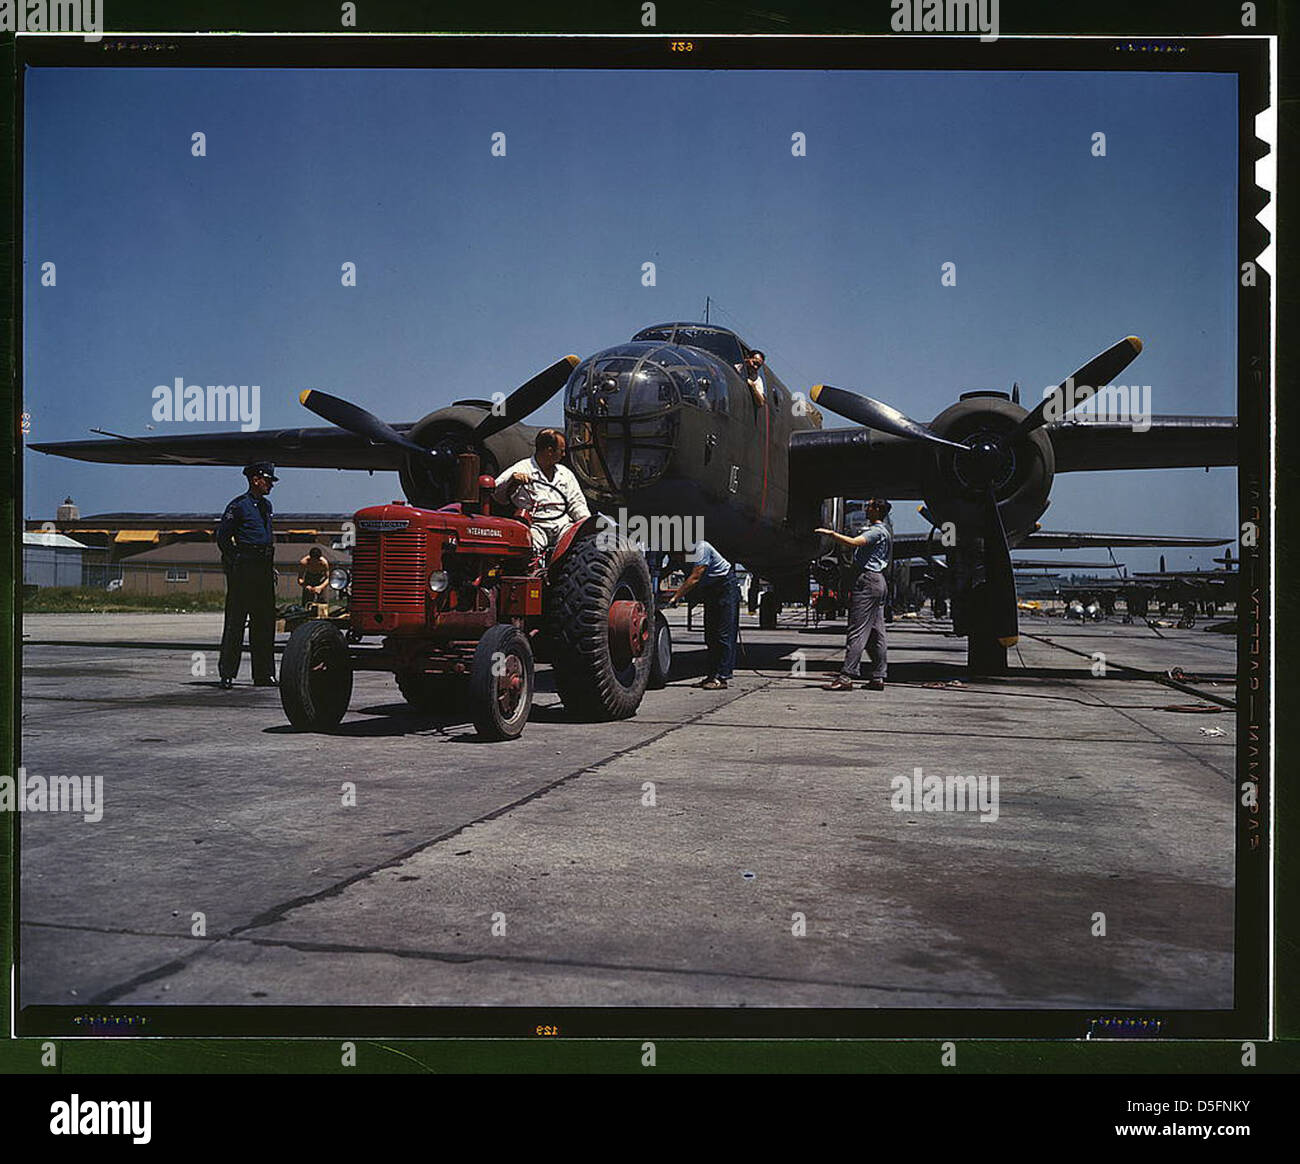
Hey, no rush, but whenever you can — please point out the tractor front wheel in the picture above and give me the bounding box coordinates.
[468,623,534,740]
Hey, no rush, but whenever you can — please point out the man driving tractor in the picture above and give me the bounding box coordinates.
[493,428,591,558]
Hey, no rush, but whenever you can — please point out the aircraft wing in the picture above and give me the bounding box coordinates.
[27,425,413,471]
[1047,416,1236,472]
[1014,531,1232,550]
[790,415,1236,499]
[890,529,1230,565]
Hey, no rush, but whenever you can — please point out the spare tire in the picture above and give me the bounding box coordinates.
[280,620,353,731]
[647,609,672,690]
[547,534,652,719]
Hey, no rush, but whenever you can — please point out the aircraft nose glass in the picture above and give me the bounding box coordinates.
[564,349,681,495]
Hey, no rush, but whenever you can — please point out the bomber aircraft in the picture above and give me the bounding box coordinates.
[30,321,1237,673]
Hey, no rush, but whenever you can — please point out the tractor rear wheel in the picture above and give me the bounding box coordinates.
[280,620,353,730]
[547,536,653,719]
[468,624,534,740]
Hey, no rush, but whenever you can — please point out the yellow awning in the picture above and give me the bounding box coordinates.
[114,529,160,543]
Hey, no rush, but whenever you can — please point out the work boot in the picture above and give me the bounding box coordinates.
[701,677,727,690]
[823,676,853,691]
[254,676,278,688]
[218,678,234,690]
[865,679,885,692]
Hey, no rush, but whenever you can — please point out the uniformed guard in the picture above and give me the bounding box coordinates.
[216,461,279,689]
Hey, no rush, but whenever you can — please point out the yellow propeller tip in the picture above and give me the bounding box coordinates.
[298,389,312,405]
[809,384,824,402]
[1125,336,1143,353]
[565,354,580,367]
[998,635,1020,647]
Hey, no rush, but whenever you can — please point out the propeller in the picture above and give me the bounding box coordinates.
[299,354,581,475]
[298,389,445,463]
[808,385,968,451]
[809,336,1146,653]
[980,487,1019,644]
[1006,336,1142,446]
[473,355,580,440]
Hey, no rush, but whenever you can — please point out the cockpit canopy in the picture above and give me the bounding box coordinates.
[631,323,748,369]
[563,341,731,417]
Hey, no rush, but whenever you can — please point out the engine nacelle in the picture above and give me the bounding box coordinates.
[397,403,537,509]
[920,392,1054,539]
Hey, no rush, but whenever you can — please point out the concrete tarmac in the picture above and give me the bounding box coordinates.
[17,608,1237,1012]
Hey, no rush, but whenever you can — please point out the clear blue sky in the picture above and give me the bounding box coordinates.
[23,66,1237,571]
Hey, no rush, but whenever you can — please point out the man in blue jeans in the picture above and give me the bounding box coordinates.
[815,498,892,691]
[669,538,739,690]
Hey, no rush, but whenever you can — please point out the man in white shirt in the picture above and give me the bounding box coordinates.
[493,428,591,556]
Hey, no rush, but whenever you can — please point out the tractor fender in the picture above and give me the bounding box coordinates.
[548,513,606,572]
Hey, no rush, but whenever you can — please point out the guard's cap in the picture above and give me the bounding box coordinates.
[243,461,279,481]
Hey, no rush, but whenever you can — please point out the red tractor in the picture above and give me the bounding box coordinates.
[278,458,667,740]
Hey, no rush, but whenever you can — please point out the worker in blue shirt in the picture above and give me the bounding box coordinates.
[815,498,892,691]
[669,538,740,690]
[216,461,279,689]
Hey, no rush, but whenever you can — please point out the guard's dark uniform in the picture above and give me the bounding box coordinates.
[216,467,278,684]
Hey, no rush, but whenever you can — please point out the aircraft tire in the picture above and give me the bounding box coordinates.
[547,536,652,720]
[647,609,672,690]
[280,619,353,731]
[759,589,778,630]
[468,623,534,740]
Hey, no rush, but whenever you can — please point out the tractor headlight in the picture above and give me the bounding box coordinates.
[428,570,450,593]
[329,568,350,591]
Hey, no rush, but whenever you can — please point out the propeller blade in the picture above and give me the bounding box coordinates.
[809,384,968,451]
[474,355,581,440]
[1008,336,1143,444]
[981,490,1020,646]
[298,389,427,456]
